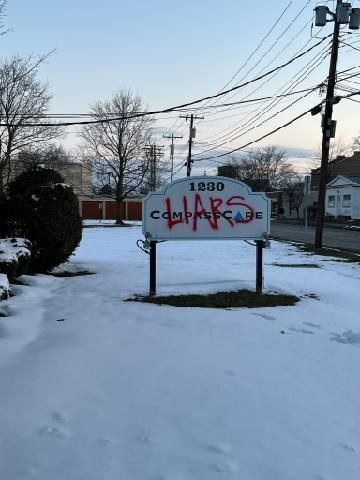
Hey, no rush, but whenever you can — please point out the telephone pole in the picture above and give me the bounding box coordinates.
[163,133,183,182]
[143,144,164,191]
[180,114,204,176]
[314,1,360,248]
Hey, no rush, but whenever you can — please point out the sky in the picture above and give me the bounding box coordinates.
[1,0,360,176]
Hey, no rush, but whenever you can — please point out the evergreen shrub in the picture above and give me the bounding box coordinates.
[5,166,82,273]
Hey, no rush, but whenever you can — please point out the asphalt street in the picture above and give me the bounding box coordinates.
[270,222,360,253]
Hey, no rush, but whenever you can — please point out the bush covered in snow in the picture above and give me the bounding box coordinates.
[0,238,32,281]
[0,273,10,300]
[1,166,82,273]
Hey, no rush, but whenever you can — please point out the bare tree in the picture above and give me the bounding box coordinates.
[282,174,304,219]
[353,133,360,151]
[0,55,62,192]
[313,137,351,168]
[0,0,9,36]
[80,89,153,224]
[227,146,294,191]
[15,145,72,171]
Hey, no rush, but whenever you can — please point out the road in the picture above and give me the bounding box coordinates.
[270,222,360,252]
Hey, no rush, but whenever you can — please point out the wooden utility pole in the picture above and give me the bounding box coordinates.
[180,114,204,177]
[315,0,341,248]
[163,133,183,182]
[143,144,164,191]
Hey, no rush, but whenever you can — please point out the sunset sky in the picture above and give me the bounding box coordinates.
[2,0,360,175]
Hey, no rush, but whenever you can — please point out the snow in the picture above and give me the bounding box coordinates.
[0,237,32,263]
[0,273,10,299]
[0,226,359,479]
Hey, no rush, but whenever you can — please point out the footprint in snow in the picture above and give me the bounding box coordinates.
[251,313,276,321]
[303,321,321,329]
[289,327,315,335]
[52,411,69,424]
[340,442,357,453]
[38,426,68,439]
[211,461,237,473]
[137,434,152,445]
[98,437,118,446]
[331,330,360,345]
[207,444,232,455]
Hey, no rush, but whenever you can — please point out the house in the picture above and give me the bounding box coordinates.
[325,175,360,220]
[311,151,360,190]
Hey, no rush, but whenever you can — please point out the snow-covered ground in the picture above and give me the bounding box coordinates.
[0,226,359,480]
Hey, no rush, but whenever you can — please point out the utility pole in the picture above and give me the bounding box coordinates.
[180,114,204,177]
[314,1,360,248]
[143,144,164,191]
[163,133,183,182]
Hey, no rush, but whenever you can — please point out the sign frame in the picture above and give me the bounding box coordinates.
[141,176,271,297]
[143,176,271,241]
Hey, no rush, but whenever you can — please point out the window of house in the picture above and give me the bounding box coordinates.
[328,195,335,207]
[342,194,351,207]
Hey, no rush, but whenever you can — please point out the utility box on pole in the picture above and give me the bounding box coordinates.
[337,2,351,23]
[315,6,328,26]
[350,8,360,29]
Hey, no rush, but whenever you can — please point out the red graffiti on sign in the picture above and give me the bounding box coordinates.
[163,194,255,231]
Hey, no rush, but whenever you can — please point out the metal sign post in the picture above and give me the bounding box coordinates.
[255,240,264,295]
[149,241,157,296]
[304,175,310,232]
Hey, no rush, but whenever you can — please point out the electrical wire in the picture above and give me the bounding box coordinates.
[198,3,295,107]
[195,41,331,149]
[193,89,360,163]
[0,37,330,129]
[192,88,318,158]
[196,36,331,145]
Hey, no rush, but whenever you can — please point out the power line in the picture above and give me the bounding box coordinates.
[197,38,331,145]
[230,1,313,89]
[198,1,294,111]
[340,39,360,52]
[0,36,330,129]
[192,88,318,158]
[192,90,360,162]
[199,14,326,117]
[196,43,331,149]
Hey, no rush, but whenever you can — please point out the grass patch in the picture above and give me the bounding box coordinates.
[128,289,300,309]
[271,262,320,268]
[48,270,95,277]
[298,244,360,263]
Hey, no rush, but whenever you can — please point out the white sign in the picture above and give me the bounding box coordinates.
[143,176,270,241]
